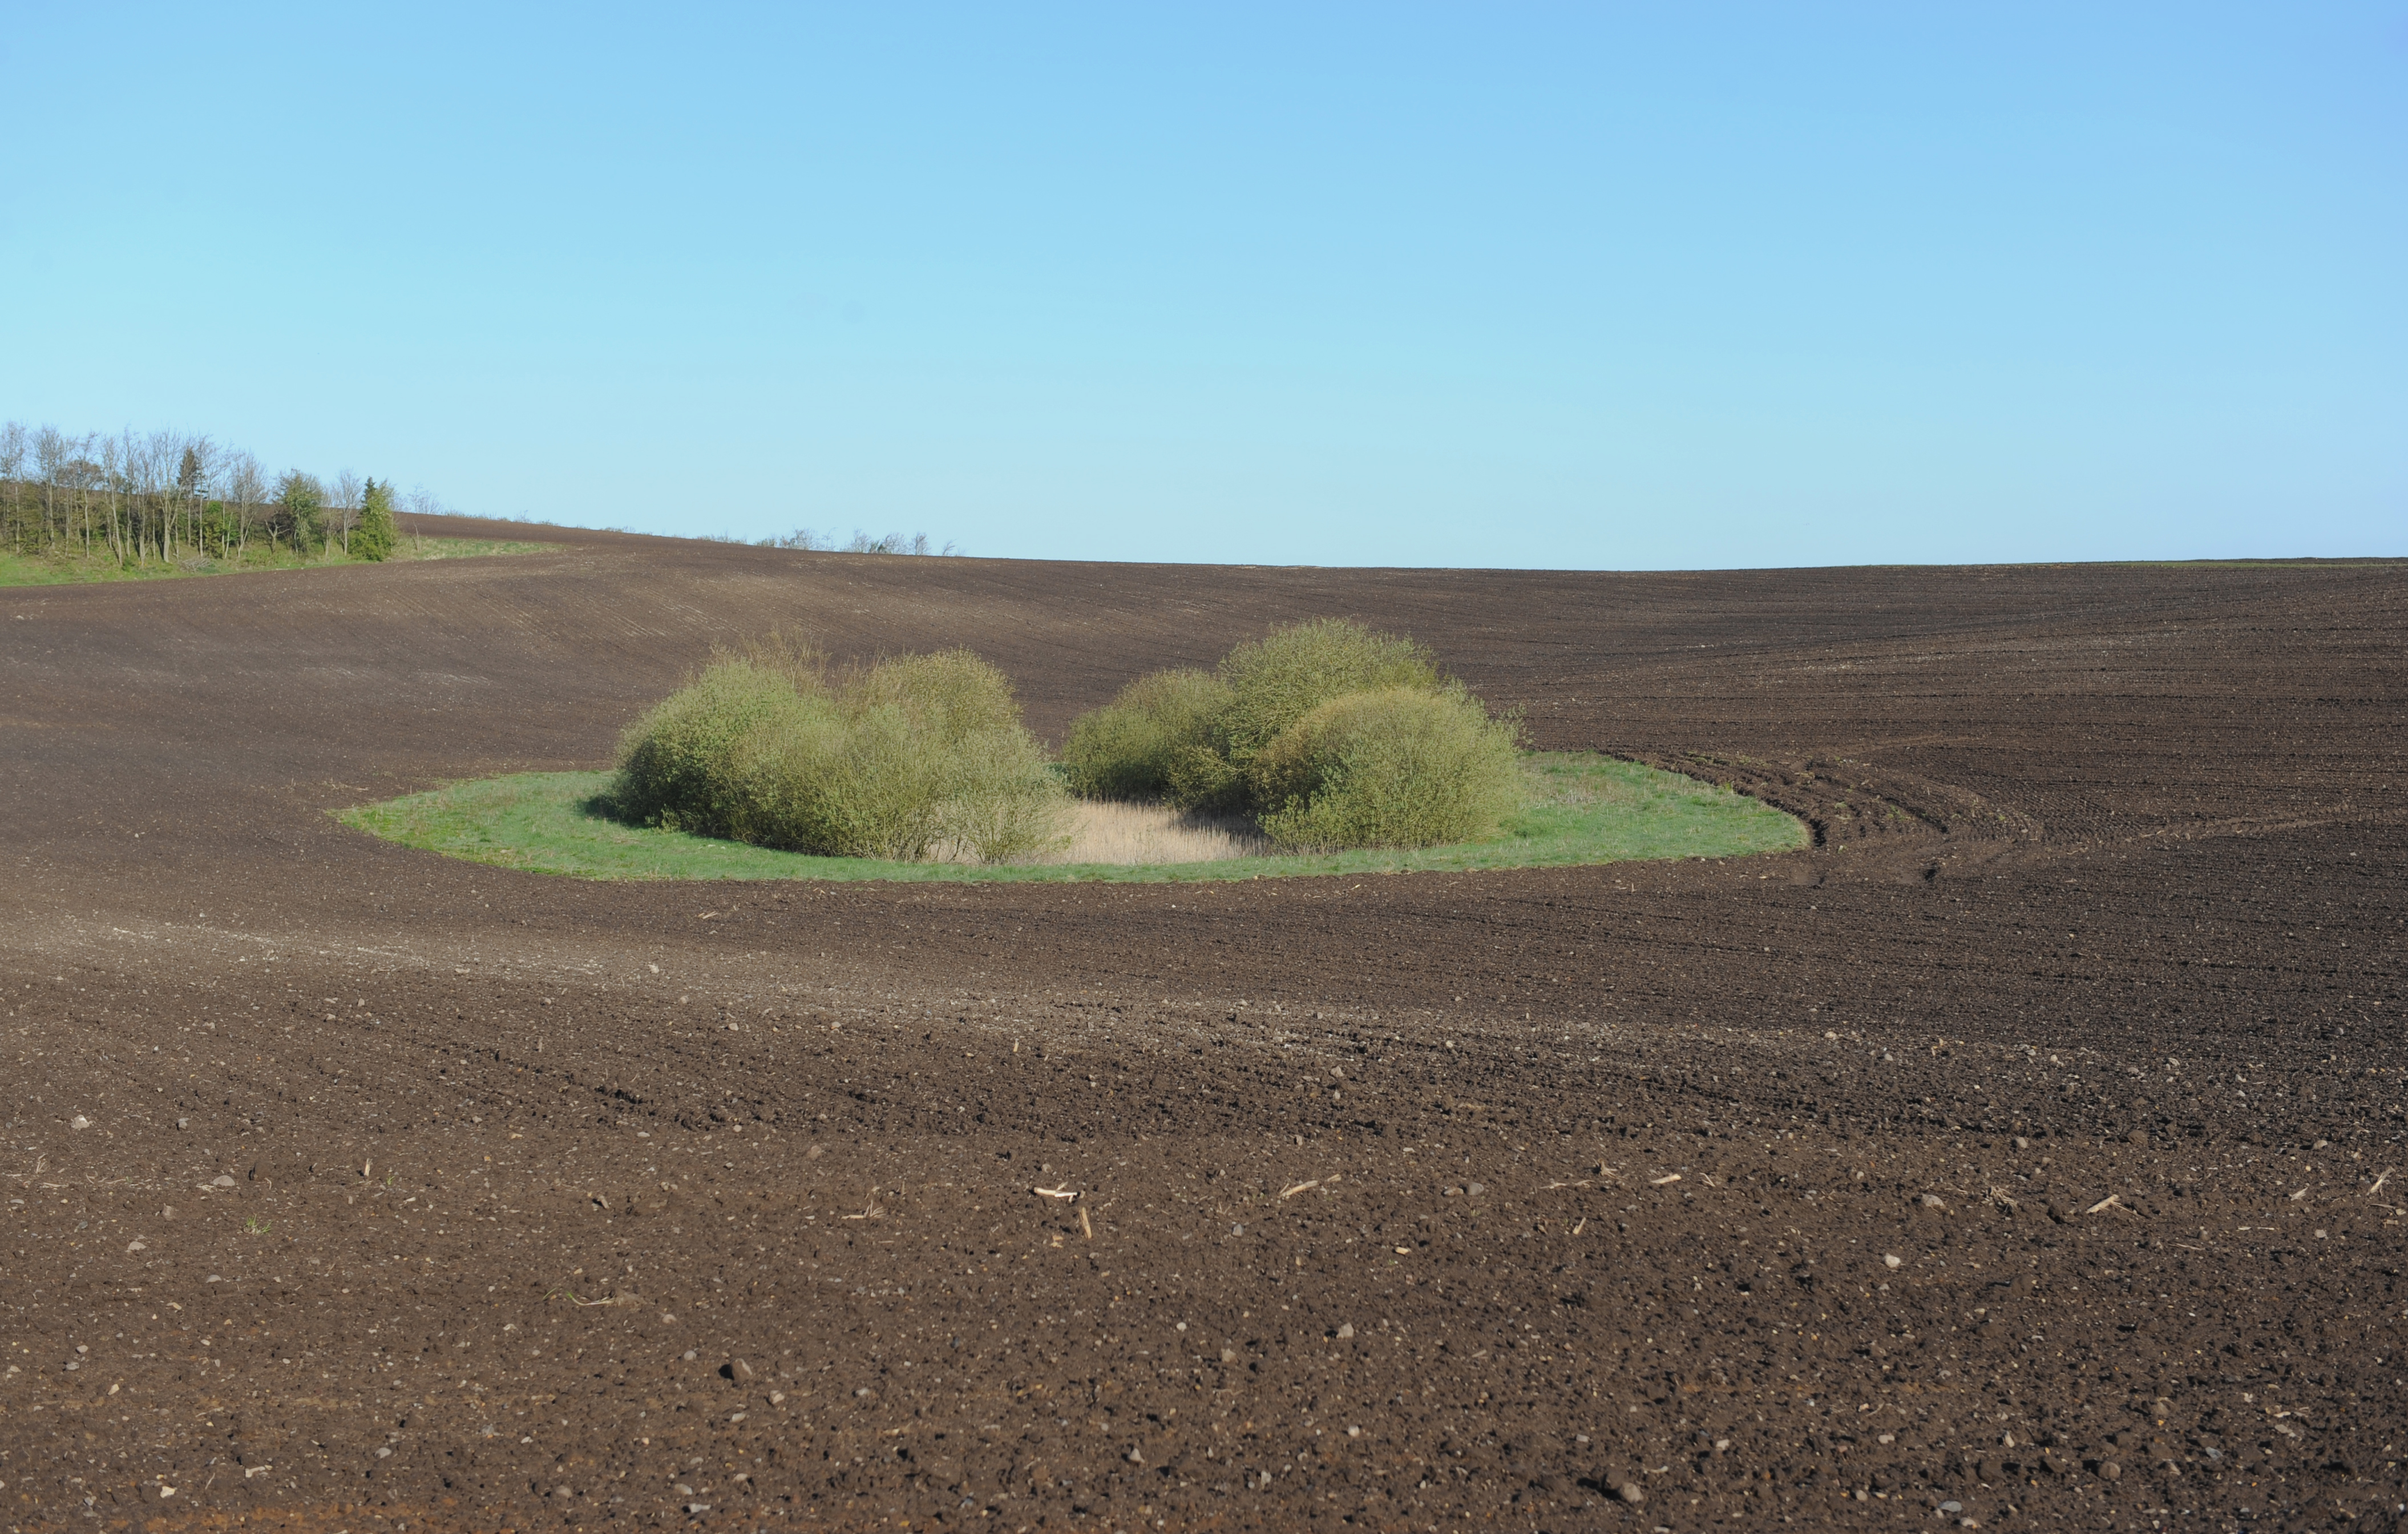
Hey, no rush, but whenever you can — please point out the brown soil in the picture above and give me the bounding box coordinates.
[2,524,2402,1532]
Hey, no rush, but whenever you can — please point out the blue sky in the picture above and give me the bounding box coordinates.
[5,4,2402,568]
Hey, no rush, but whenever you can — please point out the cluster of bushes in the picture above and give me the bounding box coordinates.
[1062,618,1524,850]
[612,619,1522,863]
[609,640,1068,862]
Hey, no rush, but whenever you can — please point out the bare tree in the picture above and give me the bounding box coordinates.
[226,452,265,556]
[332,470,361,555]
[0,423,24,551]
[98,433,126,563]
[61,436,100,556]
[136,431,174,563]
[178,437,217,559]
[765,526,957,556]
[34,427,68,551]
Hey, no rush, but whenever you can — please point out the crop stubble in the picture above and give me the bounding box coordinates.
[0,520,2401,1530]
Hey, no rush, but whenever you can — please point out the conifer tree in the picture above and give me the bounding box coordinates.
[354,478,398,562]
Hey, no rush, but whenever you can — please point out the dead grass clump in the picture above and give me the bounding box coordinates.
[1037,801,1270,865]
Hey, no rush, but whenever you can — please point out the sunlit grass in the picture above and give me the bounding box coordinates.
[338,752,1805,884]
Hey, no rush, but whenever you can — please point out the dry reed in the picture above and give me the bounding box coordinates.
[1037,800,1270,865]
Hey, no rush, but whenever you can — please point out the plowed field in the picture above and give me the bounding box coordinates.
[3,522,2402,1532]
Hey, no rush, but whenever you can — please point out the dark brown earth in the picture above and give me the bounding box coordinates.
[3,520,2403,1533]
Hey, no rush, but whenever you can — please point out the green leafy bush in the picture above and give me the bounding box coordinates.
[609,656,810,838]
[1217,617,1440,770]
[1060,617,1522,848]
[1060,668,1234,804]
[1252,687,1524,850]
[609,645,1068,862]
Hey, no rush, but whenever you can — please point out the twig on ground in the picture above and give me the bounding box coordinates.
[1280,1180,1322,1200]
[1650,1174,1682,1186]
[1033,1185,1078,1201]
[1078,1206,1093,1240]
[2085,1194,2124,1215]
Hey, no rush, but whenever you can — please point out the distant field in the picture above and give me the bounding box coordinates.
[0,534,551,587]
[340,752,1808,883]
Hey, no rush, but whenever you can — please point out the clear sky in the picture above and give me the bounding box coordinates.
[6,4,2402,568]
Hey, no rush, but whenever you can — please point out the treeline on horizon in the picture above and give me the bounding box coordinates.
[720,528,960,556]
[0,420,447,567]
[3,419,964,570]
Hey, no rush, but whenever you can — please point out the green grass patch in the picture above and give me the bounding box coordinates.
[338,752,1805,884]
[0,534,551,587]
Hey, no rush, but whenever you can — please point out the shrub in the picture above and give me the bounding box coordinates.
[1060,668,1234,805]
[609,657,814,838]
[1253,687,1524,850]
[846,648,1025,744]
[920,727,1077,863]
[1060,619,1443,812]
[609,646,1069,862]
[271,471,325,553]
[1217,617,1439,771]
[1058,617,1522,850]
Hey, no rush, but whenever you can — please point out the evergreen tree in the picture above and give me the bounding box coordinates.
[354,477,399,562]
